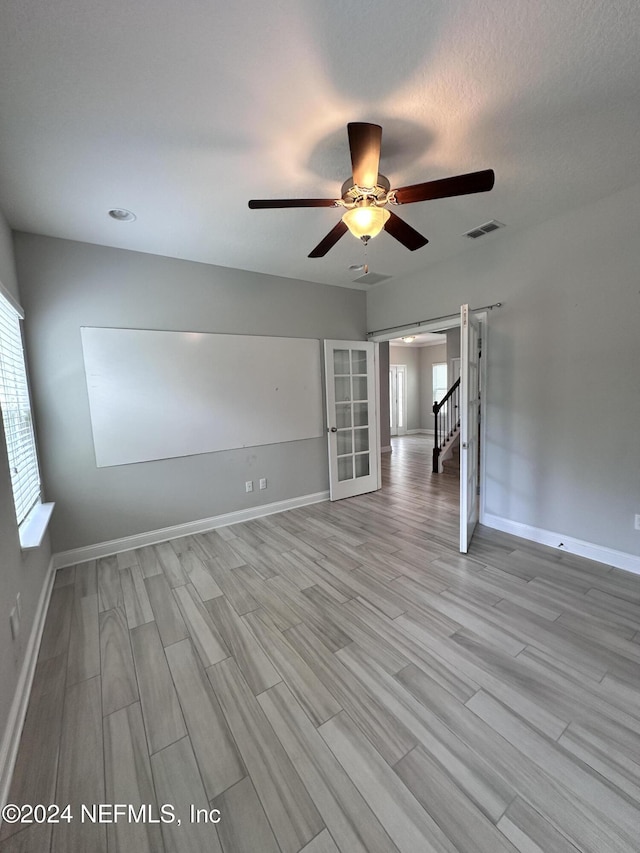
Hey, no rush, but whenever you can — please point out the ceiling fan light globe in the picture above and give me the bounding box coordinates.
[342,205,390,240]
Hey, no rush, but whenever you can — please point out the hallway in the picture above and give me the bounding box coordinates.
[381,434,460,550]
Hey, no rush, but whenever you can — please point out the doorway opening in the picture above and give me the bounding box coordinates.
[388,331,448,440]
[371,307,487,552]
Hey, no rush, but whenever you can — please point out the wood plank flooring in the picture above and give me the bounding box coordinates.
[2,435,639,852]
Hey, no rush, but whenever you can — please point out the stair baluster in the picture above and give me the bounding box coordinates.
[432,377,461,473]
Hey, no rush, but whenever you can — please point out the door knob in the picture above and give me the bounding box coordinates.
[329,427,338,433]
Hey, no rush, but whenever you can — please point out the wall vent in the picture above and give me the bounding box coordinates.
[463,220,505,239]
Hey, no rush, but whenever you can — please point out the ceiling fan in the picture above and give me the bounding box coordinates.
[248,122,495,258]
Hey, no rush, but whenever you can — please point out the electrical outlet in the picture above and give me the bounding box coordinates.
[245,481,253,493]
[9,607,19,641]
[259,478,267,490]
[635,514,640,531]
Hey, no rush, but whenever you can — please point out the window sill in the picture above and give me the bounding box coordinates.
[19,502,55,550]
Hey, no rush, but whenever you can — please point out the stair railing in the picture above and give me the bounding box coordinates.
[432,378,460,473]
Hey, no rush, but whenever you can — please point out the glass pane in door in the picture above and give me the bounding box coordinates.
[351,349,367,374]
[354,401,368,427]
[338,456,354,481]
[333,350,350,375]
[336,403,352,429]
[352,376,367,401]
[334,376,351,402]
[336,430,353,455]
[354,427,369,452]
[355,454,370,478]
[397,369,404,429]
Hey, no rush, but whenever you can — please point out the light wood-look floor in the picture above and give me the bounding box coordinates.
[2,435,640,852]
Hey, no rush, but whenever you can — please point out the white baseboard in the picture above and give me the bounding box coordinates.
[405,429,434,436]
[482,512,640,575]
[53,491,330,569]
[0,557,55,814]
[381,445,392,454]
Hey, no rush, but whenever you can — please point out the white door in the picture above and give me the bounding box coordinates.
[460,304,481,552]
[389,365,407,437]
[324,340,380,500]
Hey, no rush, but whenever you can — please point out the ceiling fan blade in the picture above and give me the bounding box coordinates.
[248,198,337,209]
[348,122,382,188]
[383,211,429,251]
[308,220,348,258]
[393,169,495,205]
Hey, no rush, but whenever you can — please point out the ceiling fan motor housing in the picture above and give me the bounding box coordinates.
[340,174,391,209]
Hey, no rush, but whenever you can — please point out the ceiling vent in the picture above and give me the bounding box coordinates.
[352,272,392,286]
[463,220,505,239]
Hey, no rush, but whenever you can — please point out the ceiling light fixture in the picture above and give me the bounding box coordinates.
[401,336,416,343]
[108,208,136,222]
[342,200,390,243]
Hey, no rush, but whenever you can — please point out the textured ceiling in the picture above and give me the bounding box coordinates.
[0,0,639,289]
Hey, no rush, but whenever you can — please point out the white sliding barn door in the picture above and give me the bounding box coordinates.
[460,305,481,552]
[324,341,380,500]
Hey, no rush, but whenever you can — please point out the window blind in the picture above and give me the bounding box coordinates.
[0,291,41,525]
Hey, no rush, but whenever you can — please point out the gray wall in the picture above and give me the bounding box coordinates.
[419,344,447,429]
[14,234,367,553]
[0,212,52,763]
[0,213,19,296]
[368,181,640,558]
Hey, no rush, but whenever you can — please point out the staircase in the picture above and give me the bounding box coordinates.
[432,378,461,474]
[441,439,460,475]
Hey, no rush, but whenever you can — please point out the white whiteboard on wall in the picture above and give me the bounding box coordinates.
[81,327,324,467]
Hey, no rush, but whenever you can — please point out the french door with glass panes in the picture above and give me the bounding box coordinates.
[389,364,407,437]
[460,304,481,552]
[324,340,380,500]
